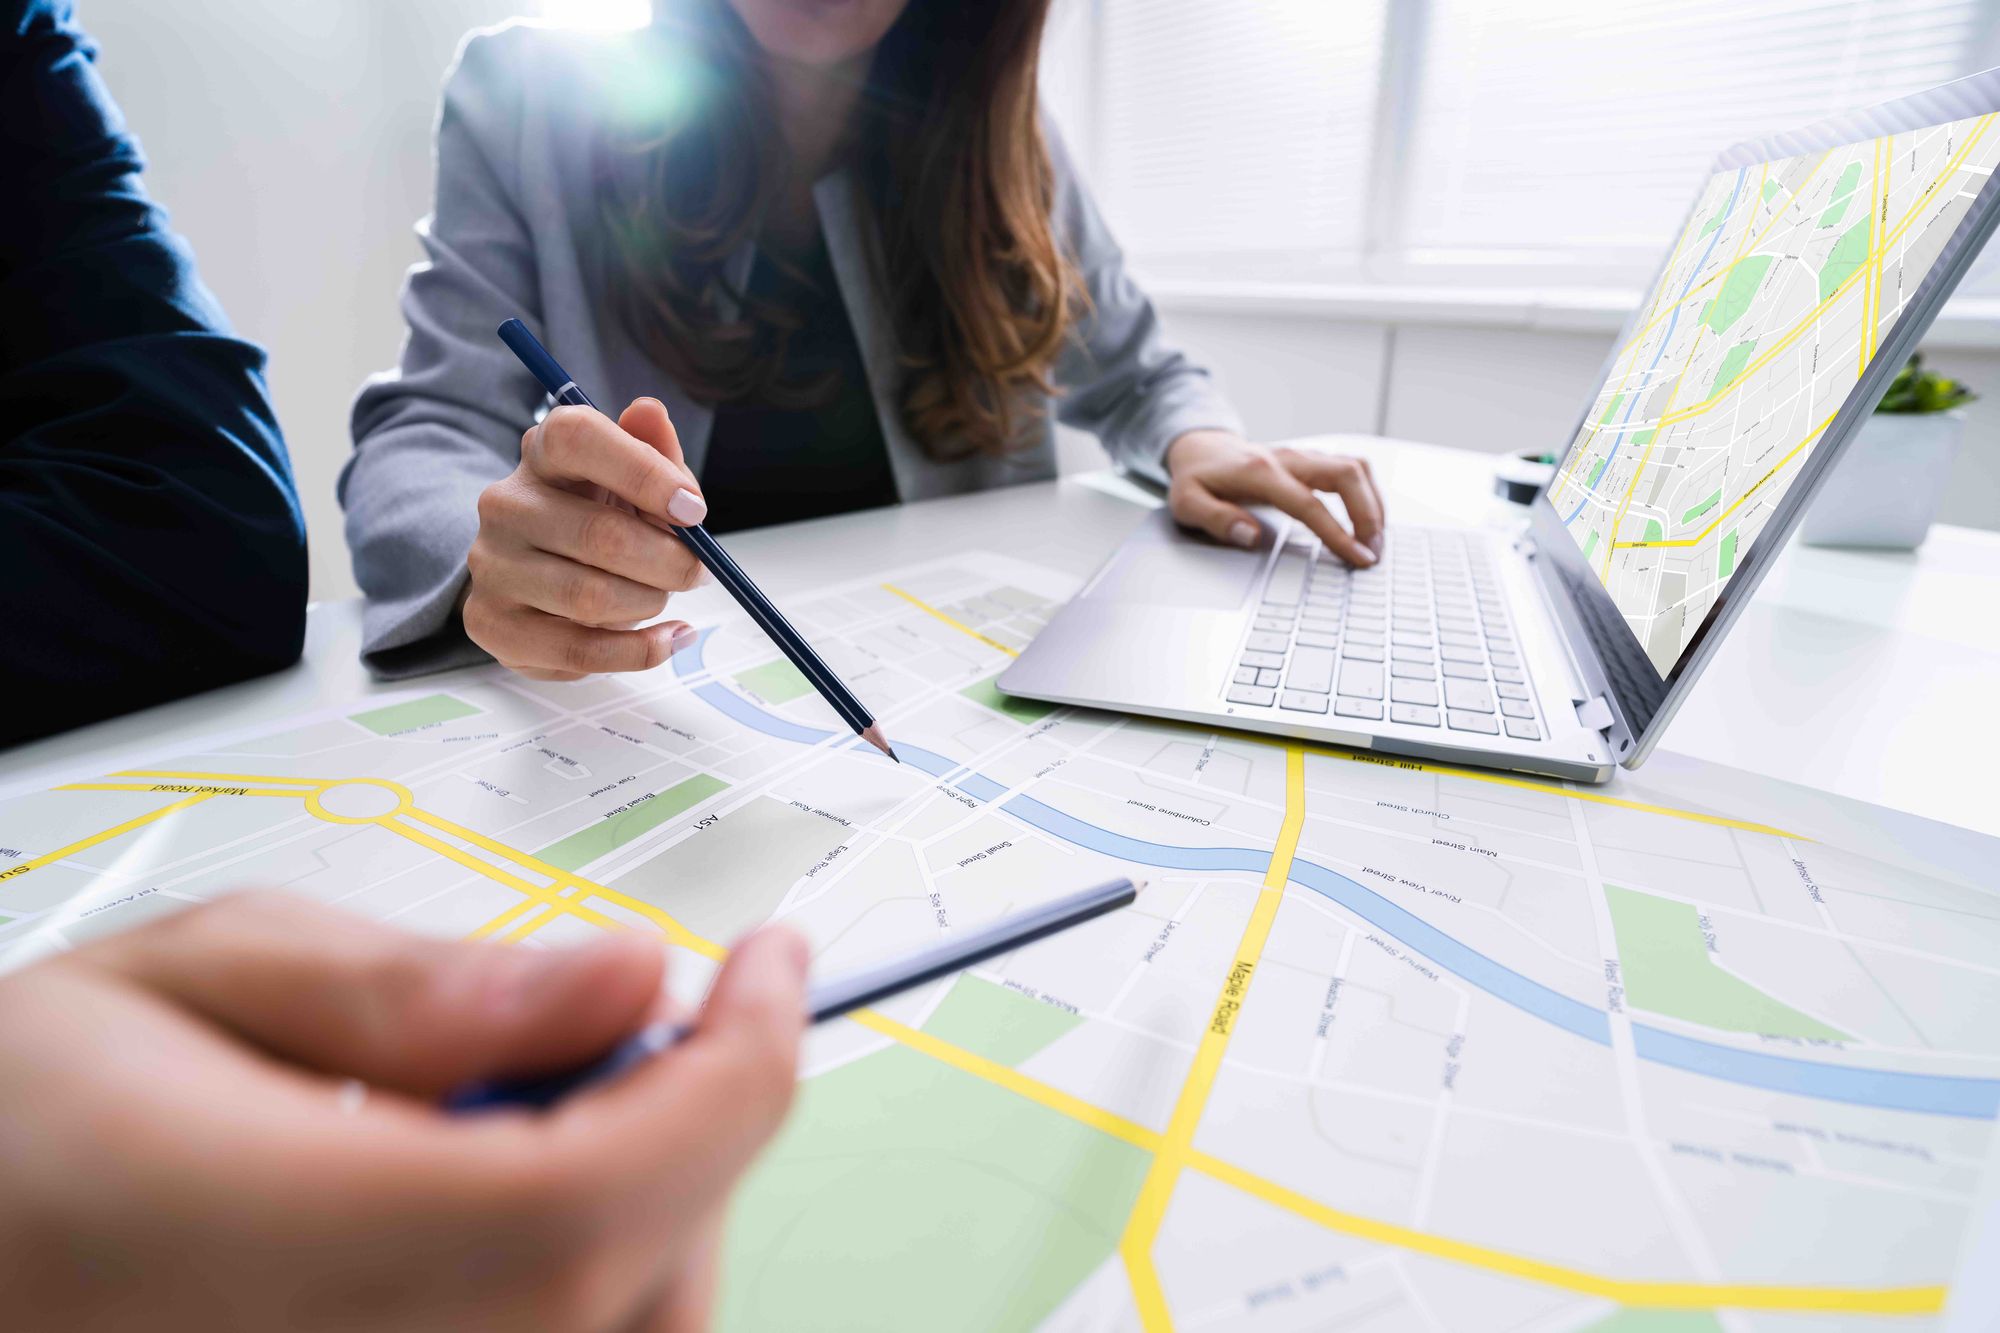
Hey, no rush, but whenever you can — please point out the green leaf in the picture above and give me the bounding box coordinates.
[1874,351,1975,414]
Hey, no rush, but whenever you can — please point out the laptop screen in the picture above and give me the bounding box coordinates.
[1544,110,2000,677]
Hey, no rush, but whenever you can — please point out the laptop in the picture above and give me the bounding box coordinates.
[1000,69,2000,783]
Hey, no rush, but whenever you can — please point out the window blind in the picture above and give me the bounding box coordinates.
[1402,0,1993,280]
[1085,0,1387,281]
[1073,0,1999,292]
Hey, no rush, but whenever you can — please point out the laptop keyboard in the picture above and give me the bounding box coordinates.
[1225,528,1544,742]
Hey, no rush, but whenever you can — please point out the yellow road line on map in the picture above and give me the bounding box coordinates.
[1658,114,1993,431]
[44,771,1903,1312]
[1612,411,1838,553]
[1121,745,1307,1330]
[1613,153,1830,364]
[1596,163,1768,577]
[850,1010,1165,1152]
[469,897,545,940]
[1862,135,1886,374]
[0,791,216,885]
[375,818,618,929]
[502,905,563,942]
[61,783,301,797]
[1317,749,1803,840]
[411,808,725,958]
[1186,1151,1942,1315]
[881,583,1020,657]
[115,769,330,788]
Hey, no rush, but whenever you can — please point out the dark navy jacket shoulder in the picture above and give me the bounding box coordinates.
[0,0,307,746]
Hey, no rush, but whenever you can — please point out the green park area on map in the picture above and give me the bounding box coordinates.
[350,693,481,736]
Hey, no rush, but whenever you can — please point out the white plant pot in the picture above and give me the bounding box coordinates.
[1800,409,1964,550]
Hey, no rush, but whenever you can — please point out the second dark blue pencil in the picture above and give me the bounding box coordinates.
[497,319,898,762]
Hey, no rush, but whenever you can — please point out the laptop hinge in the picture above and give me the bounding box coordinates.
[1573,695,1615,734]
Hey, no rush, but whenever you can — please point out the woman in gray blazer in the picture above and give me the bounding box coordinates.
[343,0,1385,680]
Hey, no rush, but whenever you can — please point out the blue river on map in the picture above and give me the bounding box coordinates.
[673,632,1999,1119]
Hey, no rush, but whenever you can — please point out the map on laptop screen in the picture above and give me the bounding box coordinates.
[1546,110,2000,676]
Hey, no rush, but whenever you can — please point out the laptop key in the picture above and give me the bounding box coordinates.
[1335,697,1384,720]
[1254,616,1292,633]
[1447,709,1500,735]
[1438,629,1481,648]
[1232,666,1260,686]
[1344,626,1385,646]
[1227,685,1276,708]
[1263,553,1309,605]
[1441,660,1486,680]
[1389,660,1434,680]
[1391,678,1439,705]
[1503,718,1541,741]
[1240,650,1284,669]
[1491,652,1521,669]
[1337,659,1385,699]
[1296,631,1340,650]
[1440,644,1484,664]
[1245,631,1289,654]
[1390,702,1440,727]
[1281,690,1330,714]
[1390,644,1435,664]
[1492,666,1525,684]
[1341,642,1385,663]
[1255,668,1281,687]
[1298,616,1341,635]
[1496,681,1529,700]
[1444,678,1495,712]
[1287,646,1337,695]
[1500,698,1534,719]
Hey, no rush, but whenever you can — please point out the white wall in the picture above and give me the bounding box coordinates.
[82,0,527,602]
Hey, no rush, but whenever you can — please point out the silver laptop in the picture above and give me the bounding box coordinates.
[1002,69,2000,783]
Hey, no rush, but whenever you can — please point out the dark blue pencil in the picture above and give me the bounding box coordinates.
[446,876,1139,1111]
[498,319,897,762]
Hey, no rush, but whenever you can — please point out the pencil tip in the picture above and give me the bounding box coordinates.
[861,725,898,763]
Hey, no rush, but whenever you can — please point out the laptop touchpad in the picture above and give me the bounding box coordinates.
[1083,510,1264,610]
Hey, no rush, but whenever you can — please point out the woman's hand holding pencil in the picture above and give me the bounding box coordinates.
[489,320,898,762]
[465,396,710,681]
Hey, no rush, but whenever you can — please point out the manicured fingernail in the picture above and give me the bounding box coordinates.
[1368,533,1385,556]
[1227,521,1259,549]
[670,625,699,654]
[1351,546,1377,567]
[668,488,707,525]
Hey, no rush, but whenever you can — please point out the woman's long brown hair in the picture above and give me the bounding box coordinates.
[593,0,1082,459]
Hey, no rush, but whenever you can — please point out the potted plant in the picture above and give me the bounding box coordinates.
[1801,352,1973,549]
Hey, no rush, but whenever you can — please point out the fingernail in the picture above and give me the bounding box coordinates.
[670,625,699,654]
[1351,546,1377,567]
[668,488,707,525]
[1368,533,1385,557]
[1227,521,1259,549]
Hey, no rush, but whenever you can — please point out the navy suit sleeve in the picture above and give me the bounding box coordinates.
[0,0,307,747]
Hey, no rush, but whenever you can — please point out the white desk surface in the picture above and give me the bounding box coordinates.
[6,434,1996,839]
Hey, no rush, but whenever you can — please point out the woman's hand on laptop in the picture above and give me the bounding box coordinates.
[1165,431,1385,567]
[465,398,709,680]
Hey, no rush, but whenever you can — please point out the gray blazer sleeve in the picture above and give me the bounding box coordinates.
[1046,128,1243,486]
[340,29,544,678]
